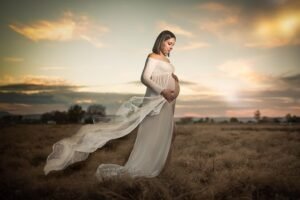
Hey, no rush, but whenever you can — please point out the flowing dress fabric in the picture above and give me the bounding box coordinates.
[43,57,176,180]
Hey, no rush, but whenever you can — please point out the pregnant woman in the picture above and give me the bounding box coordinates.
[44,30,180,181]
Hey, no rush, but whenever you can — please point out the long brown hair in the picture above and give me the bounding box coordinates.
[152,30,176,57]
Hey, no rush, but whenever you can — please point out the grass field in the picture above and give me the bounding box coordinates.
[0,123,299,200]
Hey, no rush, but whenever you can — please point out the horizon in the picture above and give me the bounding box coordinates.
[1,109,291,120]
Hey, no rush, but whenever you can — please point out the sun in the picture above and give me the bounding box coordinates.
[254,11,300,39]
[278,15,299,37]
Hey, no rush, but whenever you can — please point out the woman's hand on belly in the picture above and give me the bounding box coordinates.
[161,78,180,102]
[161,89,175,103]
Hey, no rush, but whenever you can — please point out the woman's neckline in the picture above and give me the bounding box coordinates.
[148,57,171,64]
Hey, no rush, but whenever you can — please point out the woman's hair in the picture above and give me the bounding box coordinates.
[152,30,176,57]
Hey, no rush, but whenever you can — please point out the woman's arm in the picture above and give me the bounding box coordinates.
[141,58,164,94]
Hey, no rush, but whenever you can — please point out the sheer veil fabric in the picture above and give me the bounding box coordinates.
[44,56,177,181]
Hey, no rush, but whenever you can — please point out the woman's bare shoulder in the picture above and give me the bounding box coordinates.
[147,53,170,62]
[148,53,158,58]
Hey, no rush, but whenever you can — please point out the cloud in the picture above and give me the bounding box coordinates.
[156,21,194,38]
[176,41,210,50]
[174,76,300,117]
[0,83,82,93]
[3,57,24,63]
[0,87,137,115]
[0,74,71,86]
[245,11,300,48]
[39,66,68,71]
[280,73,300,87]
[9,11,110,48]
[216,58,274,90]
[178,80,198,85]
[0,78,299,117]
[197,16,239,34]
[177,0,300,48]
[156,20,211,51]
[0,71,299,117]
[196,2,239,13]
[189,2,242,42]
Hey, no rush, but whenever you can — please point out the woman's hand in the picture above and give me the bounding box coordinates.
[161,73,180,102]
[161,89,175,103]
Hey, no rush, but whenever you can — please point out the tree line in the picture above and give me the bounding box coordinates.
[0,104,107,125]
[1,107,299,125]
[177,109,300,125]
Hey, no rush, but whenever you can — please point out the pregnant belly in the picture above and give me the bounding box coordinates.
[165,76,175,91]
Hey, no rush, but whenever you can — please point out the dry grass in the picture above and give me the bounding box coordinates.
[0,123,299,200]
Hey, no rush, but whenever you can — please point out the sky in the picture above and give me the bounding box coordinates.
[0,0,299,118]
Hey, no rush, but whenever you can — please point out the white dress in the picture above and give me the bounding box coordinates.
[44,56,176,181]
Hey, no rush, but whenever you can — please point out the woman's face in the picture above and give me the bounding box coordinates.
[160,37,176,56]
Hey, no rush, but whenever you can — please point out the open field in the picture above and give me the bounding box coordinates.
[0,123,299,200]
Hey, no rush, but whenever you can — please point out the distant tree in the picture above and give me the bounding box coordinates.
[220,120,228,124]
[68,104,85,123]
[41,112,52,123]
[179,117,193,124]
[204,117,210,123]
[84,104,107,124]
[53,110,68,124]
[273,117,280,123]
[0,114,22,124]
[209,118,214,123]
[254,110,261,123]
[285,113,292,123]
[285,114,300,124]
[41,111,68,124]
[229,117,239,123]
[261,116,269,123]
[87,104,106,116]
[194,118,204,123]
[292,115,300,123]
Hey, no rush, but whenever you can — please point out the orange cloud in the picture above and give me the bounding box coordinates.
[245,11,300,48]
[189,5,241,42]
[75,99,95,104]
[39,67,67,71]
[0,74,72,86]
[197,2,239,13]
[217,59,273,89]
[194,2,241,40]
[23,75,70,85]
[9,11,110,47]
[156,21,211,51]
[198,16,239,33]
[3,57,24,63]
[182,112,203,118]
